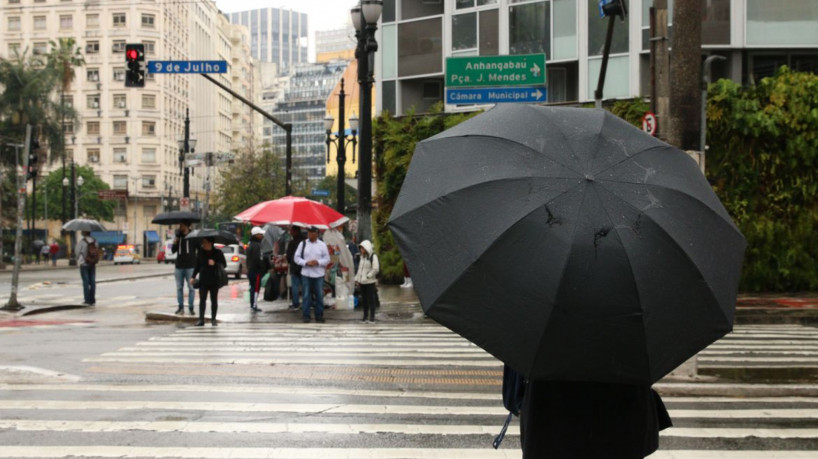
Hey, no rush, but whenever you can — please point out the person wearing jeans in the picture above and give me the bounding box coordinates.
[75,231,97,305]
[286,226,305,310]
[294,226,330,323]
[172,222,198,315]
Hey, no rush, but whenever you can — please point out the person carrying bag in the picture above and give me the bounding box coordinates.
[190,237,227,326]
[354,240,380,323]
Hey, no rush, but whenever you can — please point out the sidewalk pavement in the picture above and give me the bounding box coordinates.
[0,258,158,272]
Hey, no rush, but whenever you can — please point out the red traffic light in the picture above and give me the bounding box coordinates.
[126,49,139,61]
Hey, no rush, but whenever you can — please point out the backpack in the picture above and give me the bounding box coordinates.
[493,364,526,449]
[85,240,100,265]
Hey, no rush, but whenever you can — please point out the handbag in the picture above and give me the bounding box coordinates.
[191,277,200,289]
[217,264,229,288]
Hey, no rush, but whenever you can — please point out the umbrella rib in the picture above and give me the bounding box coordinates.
[595,183,732,328]
[592,145,669,177]
[527,182,590,378]
[591,183,652,380]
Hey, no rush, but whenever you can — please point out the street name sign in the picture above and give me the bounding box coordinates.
[185,152,235,167]
[446,86,547,105]
[148,61,228,74]
[311,189,330,197]
[446,54,546,88]
[97,189,128,201]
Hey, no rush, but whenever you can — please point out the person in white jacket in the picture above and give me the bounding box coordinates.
[354,240,380,323]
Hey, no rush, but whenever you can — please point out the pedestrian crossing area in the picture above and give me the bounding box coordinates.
[0,323,815,458]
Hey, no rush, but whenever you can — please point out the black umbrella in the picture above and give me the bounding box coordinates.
[62,218,106,232]
[151,211,201,225]
[185,228,239,245]
[388,105,746,384]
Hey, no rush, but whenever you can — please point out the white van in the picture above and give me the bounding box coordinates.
[163,239,177,264]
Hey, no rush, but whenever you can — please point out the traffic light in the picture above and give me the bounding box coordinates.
[26,138,39,181]
[600,0,627,20]
[125,43,145,88]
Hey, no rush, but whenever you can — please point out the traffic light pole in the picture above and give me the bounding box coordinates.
[183,109,190,198]
[198,73,293,195]
[3,124,31,311]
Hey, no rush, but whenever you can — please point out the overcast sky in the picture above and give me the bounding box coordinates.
[214,0,360,60]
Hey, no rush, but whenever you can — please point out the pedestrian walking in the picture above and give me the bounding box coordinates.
[40,245,50,265]
[75,231,100,305]
[190,237,226,327]
[519,380,672,458]
[172,221,198,315]
[49,240,59,266]
[400,262,413,289]
[286,226,305,310]
[354,240,380,323]
[246,226,266,312]
[294,226,330,323]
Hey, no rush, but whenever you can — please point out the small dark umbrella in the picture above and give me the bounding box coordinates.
[388,105,746,384]
[32,239,45,249]
[185,228,239,245]
[151,211,201,225]
[62,218,106,232]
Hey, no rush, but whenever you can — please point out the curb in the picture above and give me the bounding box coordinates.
[21,304,92,316]
[654,382,818,397]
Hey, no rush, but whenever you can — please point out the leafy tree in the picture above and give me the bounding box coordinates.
[28,166,115,222]
[311,174,357,215]
[213,145,287,218]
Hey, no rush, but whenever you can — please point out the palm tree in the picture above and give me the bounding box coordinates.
[47,38,84,223]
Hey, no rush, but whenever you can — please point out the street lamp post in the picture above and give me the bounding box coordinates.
[177,109,197,202]
[324,78,358,214]
[351,0,382,243]
[62,162,79,265]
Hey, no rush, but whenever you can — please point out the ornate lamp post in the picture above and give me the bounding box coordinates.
[177,109,197,203]
[324,78,358,214]
[62,166,82,265]
[351,0,382,243]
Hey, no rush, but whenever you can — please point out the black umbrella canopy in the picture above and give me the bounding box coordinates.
[388,105,746,384]
[62,218,106,232]
[185,228,239,245]
[151,211,201,225]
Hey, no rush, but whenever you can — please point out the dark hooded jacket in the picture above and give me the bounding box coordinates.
[172,231,199,269]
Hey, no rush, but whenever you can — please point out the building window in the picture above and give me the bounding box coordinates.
[87,68,100,82]
[113,94,127,109]
[141,14,155,28]
[143,41,155,55]
[112,40,126,53]
[398,18,443,77]
[87,94,100,109]
[141,148,156,163]
[8,43,21,55]
[142,121,156,136]
[747,0,818,46]
[61,94,73,108]
[113,121,127,135]
[114,148,127,163]
[87,14,99,28]
[7,17,21,32]
[60,15,73,29]
[87,121,100,135]
[32,42,48,55]
[142,175,156,188]
[113,68,125,81]
[114,175,128,189]
[401,0,443,21]
[141,94,156,109]
[33,16,46,30]
[143,205,157,219]
[452,13,477,51]
[87,148,100,163]
[112,13,126,27]
[509,1,550,56]
[63,121,74,134]
[86,41,100,54]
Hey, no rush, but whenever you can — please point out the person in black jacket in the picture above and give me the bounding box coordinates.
[190,237,226,326]
[285,226,305,310]
[172,221,198,315]
[519,380,672,458]
[246,226,266,312]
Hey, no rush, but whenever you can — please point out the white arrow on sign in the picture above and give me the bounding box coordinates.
[530,63,542,78]
[531,89,544,100]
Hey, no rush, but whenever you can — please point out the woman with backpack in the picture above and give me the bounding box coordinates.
[354,240,379,324]
[190,237,226,326]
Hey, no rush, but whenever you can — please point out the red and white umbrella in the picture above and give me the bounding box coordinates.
[234,196,349,229]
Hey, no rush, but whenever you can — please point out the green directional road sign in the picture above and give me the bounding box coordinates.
[446,54,546,88]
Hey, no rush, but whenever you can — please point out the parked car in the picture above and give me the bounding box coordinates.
[163,239,177,264]
[216,243,246,279]
[113,245,141,265]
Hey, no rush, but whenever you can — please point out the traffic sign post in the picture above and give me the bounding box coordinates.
[149,61,228,74]
[642,111,658,136]
[179,197,190,212]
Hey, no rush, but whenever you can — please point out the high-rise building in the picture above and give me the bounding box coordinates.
[315,26,356,60]
[2,0,258,251]
[227,8,308,75]
[269,60,347,187]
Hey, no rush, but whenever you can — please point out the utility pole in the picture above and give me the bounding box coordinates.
[668,0,702,150]
[594,0,627,109]
[68,161,77,265]
[183,109,191,199]
[3,124,32,311]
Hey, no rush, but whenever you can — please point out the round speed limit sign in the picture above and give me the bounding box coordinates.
[642,112,657,136]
